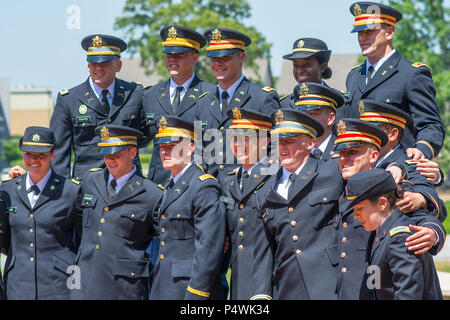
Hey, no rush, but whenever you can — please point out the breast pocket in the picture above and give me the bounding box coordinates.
[72,114,98,145]
[81,194,98,228]
[168,206,194,240]
[375,90,404,106]
[308,186,341,229]
[121,108,141,128]
[114,206,149,240]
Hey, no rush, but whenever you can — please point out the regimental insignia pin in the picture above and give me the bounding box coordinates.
[168,26,177,39]
[117,92,124,98]
[32,134,40,142]
[211,29,222,41]
[100,127,110,140]
[188,94,196,99]
[354,3,362,16]
[359,101,365,114]
[232,108,242,120]
[79,104,87,115]
[337,120,347,135]
[297,40,305,48]
[92,35,103,48]
[159,117,168,130]
[50,185,55,190]
[300,83,309,97]
[275,110,284,125]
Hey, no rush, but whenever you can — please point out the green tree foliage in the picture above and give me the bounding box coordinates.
[386,0,449,171]
[1,136,23,167]
[114,0,272,84]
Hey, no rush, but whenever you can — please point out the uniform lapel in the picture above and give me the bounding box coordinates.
[109,79,129,118]
[377,145,405,168]
[94,170,109,204]
[288,157,319,203]
[160,165,196,213]
[14,176,31,210]
[176,75,201,116]
[364,52,401,95]
[208,87,222,124]
[157,80,173,114]
[356,62,367,95]
[321,134,337,162]
[264,168,288,205]
[78,78,105,115]
[370,210,399,260]
[241,161,270,200]
[229,168,243,201]
[32,172,63,211]
[109,172,146,206]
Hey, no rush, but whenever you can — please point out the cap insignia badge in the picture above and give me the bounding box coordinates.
[232,108,242,120]
[100,127,110,140]
[168,27,177,39]
[297,40,305,48]
[159,117,168,130]
[275,110,284,125]
[211,29,222,41]
[32,134,40,143]
[92,35,103,48]
[337,120,347,135]
[300,83,309,97]
[354,4,362,17]
[359,101,365,114]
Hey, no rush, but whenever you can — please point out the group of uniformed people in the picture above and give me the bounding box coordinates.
[0,1,447,300]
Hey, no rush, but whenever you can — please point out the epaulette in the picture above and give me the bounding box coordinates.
[157,184,165,190]
[198,174,218,182]
[389,226,411,237]
[59,89,69,96]
[71,178,80,185]
[412,62,430,69]
[198,92,209,99]
[89,168,104,172]
[262,86,276,93]
[132,81,143,86]
[331,152,340,159]
[279,94,289,101]
[196,164,205,173]
[144,85,152,90]
[350,64,361,71]
[2,177,12,182]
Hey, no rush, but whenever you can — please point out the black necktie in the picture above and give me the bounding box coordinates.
[108,179,117,200]
[312,148,323,159]
[221,91,229,116]
[27,184,40,195]
[287,173,296,199]
[241,171,249,192]
[101,89,110,114]
[172,86,184,113]
[166,178,174,190]
[366,65,375,85]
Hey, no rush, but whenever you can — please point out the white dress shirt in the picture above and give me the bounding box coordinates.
[89,77,115,106]
[107,165,137,196]
[169,73,195,105]
[26,169,53,207]
[275,162,307,200]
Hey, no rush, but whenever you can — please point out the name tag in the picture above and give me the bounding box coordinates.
[83,194,94,205]
[146,113,155,120]
[219,196,235,205]
[76,116,91,123]
[6,207,17,214]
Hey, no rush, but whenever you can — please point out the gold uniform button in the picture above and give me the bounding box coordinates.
[219,165,224,170]
[292,235,298,242]
[177,214,181,219]
[30,242,34,248]
[131,214,136,219]
[161,228,166,233]
[96,245,100,250]
[239,204,244,209]
[288,207,294,213]
[296,249,302,255]
[161,241,165,247]
[219,126,224,131]
[108,118,112,123]
[161,214,165,220]
[239,231,244,237]
[160,254,164,260]
[30,257,34,262]
[239,218,244,223]
[100,218,106,224]
[29,228,33,233]
[104,207,109,212]
[341,252,346,259]
[219,139,223,144]
[130,273,135,278]
[342,237,347,243]
[343,222,348,228]
[341,267,347,274]
[238,245,244,250]
[29,214,34,219]
[291,220,296,227]
[323,197,327,202]
[97,231,103,237]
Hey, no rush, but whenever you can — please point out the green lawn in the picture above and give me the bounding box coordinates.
[444,201,450,234]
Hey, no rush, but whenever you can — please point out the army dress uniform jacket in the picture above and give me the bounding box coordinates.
[70,169,163,300]
[343,51,445,160]
[50,78,149,180]
[195,77,280,181]
[0,171,80,300]
[219,161,272,300]
[368,209,442,299]
[150,164,226,300]
[143,75,216,185]
[336,191,446,300]
[251,156,344,300]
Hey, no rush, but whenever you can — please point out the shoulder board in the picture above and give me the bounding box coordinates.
[404,159,420,165]
[262,86,275,93]
[71,178,80,185]
[350,64,362,71]
[196,164,205,173]
[198,174,218,182]
[144,85,152,90]
[132,81,143,86]
[2,177,12,182]
[157,184,165,190]
[59,89,69,96]
[389,226,411,237]
[279,94,289,101]
[89,168,104,172]
[412,62,430,69]
[198,92,209,99]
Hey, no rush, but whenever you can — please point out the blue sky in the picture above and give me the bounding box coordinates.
[0,0,361,91]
